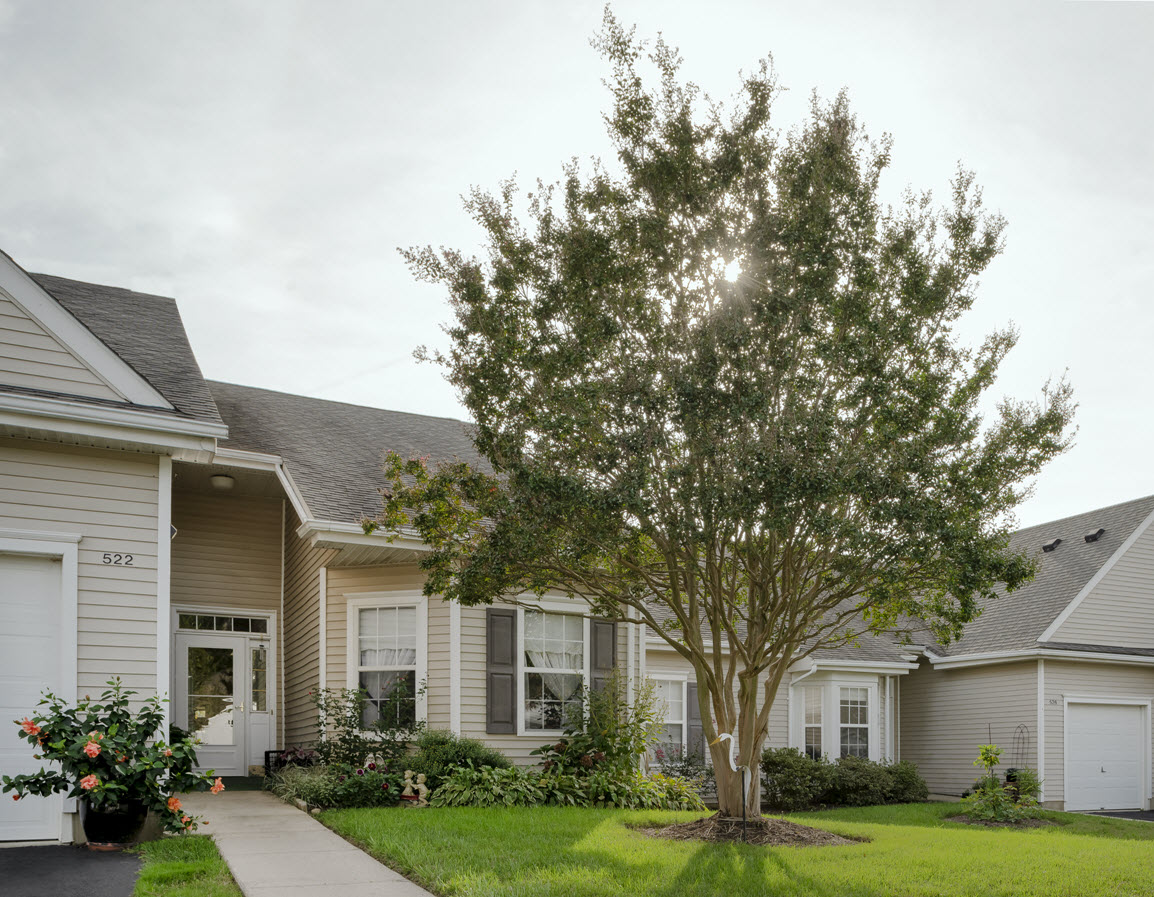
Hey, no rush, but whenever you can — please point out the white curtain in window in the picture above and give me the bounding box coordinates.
[524,610,583,699]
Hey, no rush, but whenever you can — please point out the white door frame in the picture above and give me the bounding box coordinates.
[172,605,277,775]
[1063,695,1152,811]
[0,531,79,842]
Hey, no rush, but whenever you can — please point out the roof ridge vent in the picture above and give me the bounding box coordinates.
[1042,538,1062,553]
[1084,528,1105,543]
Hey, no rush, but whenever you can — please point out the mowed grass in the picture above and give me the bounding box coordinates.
[132,835,243,897]
[322,802,1154,897]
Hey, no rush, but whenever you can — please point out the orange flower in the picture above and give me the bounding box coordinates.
[20,718,40,736]
[87,730,103,741]
[83,740,101,758]
[210,777,225,794]
[167,796,182,813]
[80,775,98,791]
[11,794,20,801]
[117,753,126,763]
[164,748,173,757]
[181,815,191,825]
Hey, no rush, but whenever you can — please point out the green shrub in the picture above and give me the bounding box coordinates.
[884,760,929,803]
[407,729,511,792]
[651,744,714,793]
[531,671,664,777]
[310,685,425,769]
[430,764,545,808]
[829,755,892,807]
[761,748,834,811]
[430,763,706,811]
[269,762,402,809]
[761,749,928,810]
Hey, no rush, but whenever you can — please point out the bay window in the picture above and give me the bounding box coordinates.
[839,687,869,758]
[791,678,879,762]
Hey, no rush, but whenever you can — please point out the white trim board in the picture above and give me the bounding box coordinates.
[930,648,1154,670]
[156,457,173,739]
[1039,505,1154,643]
[0,257,171,407]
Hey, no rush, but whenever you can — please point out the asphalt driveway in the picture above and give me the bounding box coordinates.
[1085,809,1154,823]
[0,844,142,897]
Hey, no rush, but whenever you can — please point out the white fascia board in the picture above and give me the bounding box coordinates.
[1038,506,1154,643]
[296,518,431,553]
[0,257,173,407]
[807,659,919,675]
[931,647,1154,670]
[0,401,223,459]
[0,391,227,439]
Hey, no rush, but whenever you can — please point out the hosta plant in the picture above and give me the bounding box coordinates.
[1,678,224,833]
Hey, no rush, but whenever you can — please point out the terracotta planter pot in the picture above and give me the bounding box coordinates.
[82,798,148,850]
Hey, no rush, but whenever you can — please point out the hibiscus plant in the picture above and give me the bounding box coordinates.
[2,678,224,833]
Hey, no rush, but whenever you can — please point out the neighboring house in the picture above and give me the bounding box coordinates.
[0,250,1150,842]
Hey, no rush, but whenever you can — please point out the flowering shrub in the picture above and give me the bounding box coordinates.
[268,761,402,809]
[1,679,223,833]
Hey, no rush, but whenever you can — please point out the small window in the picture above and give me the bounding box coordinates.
[178,613,196,630]
[839,687,869,758]
[522,610,584,731]
[251,645,268,712]
[804,686,823,760]
[651,679,685,764]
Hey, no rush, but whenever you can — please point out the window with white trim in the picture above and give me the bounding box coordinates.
[356,605,418,728]
[522,609,585,731]
[804,686,823,760]
[839,687,869,758]
[652,678,686,764]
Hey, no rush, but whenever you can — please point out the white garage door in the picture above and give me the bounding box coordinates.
[0,554,63,841]
[1066,702,1147,812]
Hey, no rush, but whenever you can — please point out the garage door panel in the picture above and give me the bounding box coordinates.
[1066,702,1146,812]
[0,554,63,841]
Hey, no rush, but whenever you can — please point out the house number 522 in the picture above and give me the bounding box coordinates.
[101,553,134,565]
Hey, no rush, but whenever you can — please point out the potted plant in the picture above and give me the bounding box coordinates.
[2,678,225,849]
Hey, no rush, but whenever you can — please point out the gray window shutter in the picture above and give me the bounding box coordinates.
[486,607,517,734]
[590,619,617,693]
[687,683,705,762]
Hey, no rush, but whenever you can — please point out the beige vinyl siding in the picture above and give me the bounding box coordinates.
[0,437,159,695]
[282,510,338,746]
[1052,517,1154,648]
[0,291,122,400]
[324,565,453,731]
[1041,660,1154,807]
[171,491,285,742]
[899,659,1037,796]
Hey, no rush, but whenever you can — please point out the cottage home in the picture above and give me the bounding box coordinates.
[1,249,1151,842]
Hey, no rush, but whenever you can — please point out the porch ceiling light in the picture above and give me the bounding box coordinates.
[210,474,235,491]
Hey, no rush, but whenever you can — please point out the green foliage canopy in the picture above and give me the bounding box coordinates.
[371,12,1074,813]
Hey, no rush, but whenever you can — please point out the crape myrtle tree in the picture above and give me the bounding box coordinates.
[370,13,1075,818]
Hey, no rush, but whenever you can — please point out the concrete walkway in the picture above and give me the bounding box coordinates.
[183,790,435,897]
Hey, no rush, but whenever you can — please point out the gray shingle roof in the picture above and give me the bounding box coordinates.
[645,494,1154,663]
[936,494,1154,656]
[208,380,481,523]
[31,274,222,424]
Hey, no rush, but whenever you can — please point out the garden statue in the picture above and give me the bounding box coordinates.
[401,769,429,808]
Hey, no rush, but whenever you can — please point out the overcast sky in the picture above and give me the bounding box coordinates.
[1,1,1151,528]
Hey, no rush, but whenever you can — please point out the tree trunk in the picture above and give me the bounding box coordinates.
[707,672,769,819]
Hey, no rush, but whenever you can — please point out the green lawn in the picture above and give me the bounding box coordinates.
[321,802,1154,897]
[132,835,243,897]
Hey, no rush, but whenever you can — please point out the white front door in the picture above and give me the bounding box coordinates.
[0,555,63,841]
[1066,702,1147,811]
[174,616,274,777]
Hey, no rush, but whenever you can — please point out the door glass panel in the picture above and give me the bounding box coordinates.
[187,646,234,744]
[251,645,268,712]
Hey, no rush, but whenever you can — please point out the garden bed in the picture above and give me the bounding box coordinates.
[629,813,859,847]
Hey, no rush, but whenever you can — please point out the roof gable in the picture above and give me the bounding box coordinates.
[0,251,170,407]
[938,494,1154,656]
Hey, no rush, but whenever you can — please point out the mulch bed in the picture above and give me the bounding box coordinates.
[945,815,1057,829]
[629,813,861,847]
